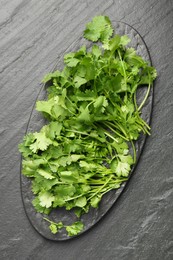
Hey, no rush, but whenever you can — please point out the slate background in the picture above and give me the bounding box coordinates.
[0,0,173,259]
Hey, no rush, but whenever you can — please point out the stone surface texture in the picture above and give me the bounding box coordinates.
[0,0,173,259]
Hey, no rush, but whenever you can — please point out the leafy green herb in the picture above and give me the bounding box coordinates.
[19,15,157,237]
[43,218,84,236]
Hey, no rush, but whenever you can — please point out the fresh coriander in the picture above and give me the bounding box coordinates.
[19,15,157,237]
[43,218,84,237]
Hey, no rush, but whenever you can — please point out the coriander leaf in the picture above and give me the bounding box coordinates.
[37,169,55,180]
[48,121,62,139]
[118,154,133,165]
[54,185,76,198]
[111,155,133,177]
[120,35,131,46]
[32,197,51,214]
[49,223,58,234]
[80,56,95,80]
[66,221,84,237]
[104,34,121,51]
[18,133,35,157]
[73,76,87,88]
[90,195,102,208]
[75,196,87,208]
[43,218,64,234]
[36,98,55,116]
[77,106,91,122]
[92,45,102,58]
[64,53,80,67]
[32,177,58,194]
[93,96,108,111]
[75,89,96,101]
[84,16,113,43]
[29,130,52,153]
[42,70,61,83]
[38,191,55,208]
[59,171,78,183]
[116,161,131,177]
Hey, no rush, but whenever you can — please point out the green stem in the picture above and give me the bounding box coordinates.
[66,129,89,136]
[101,129,119,142]
[66,95,78,110]
[102,122,129,141]
[43,217,54,224]
[138,83,151,111]
[118,49,127,95]
[134,92,138,112]
[88,178,128,185]
[130,140,136,164]
[65,193,85,202]
[87,175,113,201]
[137,115,151,130]
[105,121,129,140]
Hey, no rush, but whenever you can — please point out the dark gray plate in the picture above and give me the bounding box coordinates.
[20,21,153,241]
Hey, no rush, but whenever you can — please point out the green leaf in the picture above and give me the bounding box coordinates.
[54,184,76,198]
[84,16,113,43]
[75,196,87,208]
[59,171,78,183]
[119,154,133,165]
[92,45,102,58]
[48,121,62,139]
[29,129,52,153]
[64,53,80,67]
[111,139,129,155]
[37,169,55,179]
[32,177,58,194]
[76,89,96,101]
[49,223,58,234]
[120,35,131,46]
[39,191,55,208]
[104,35,121,51]
[79,161,97,170]
[19,133,35,157]
[32,197,51,214]
[90,195,102,208]
[36,98,55,116]
[42,70,61,83]
[116,161,131,177]
[66,221,84,236]
[73,76,87,88]
[111,154,133,177]
[77,106,91,122]
[93,96,108,110]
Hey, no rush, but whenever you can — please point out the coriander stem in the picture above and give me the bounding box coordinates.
[66,129,89,136]
[118,49,127,91]
[43,217,53,224]
[137,116,151,130]
[105,121,129,140]
[99,123,129,141]
[130,140,136,164]
[138,83,151,111]
[134,92,138,111]
[102,130,119,142]
[65,193,85,202]
[87,175,113,201]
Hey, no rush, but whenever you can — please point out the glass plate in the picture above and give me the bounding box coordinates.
[20,21,153,241]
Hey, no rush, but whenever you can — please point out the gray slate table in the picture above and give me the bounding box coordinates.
[0,0,173,259]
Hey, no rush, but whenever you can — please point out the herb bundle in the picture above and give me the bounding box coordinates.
[19,16,157,237]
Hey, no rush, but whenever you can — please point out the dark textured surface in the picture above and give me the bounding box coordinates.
[0,0,173,259]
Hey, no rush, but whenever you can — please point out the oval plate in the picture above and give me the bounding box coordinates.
[20,21,153,241]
